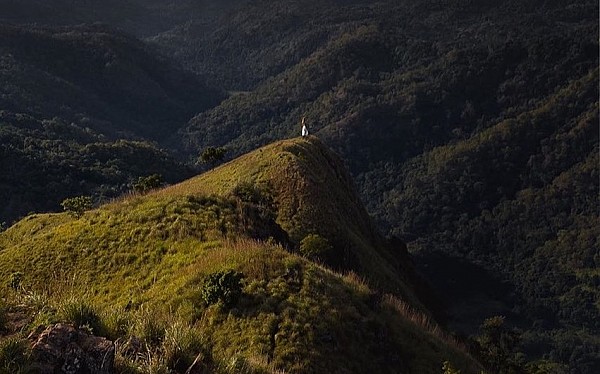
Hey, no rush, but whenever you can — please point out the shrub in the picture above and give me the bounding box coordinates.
[61,196,93,218]
[231,182,265,204]
[133,308,166,347]
[59,299,105,336]
[198,146,227,167]
[8,272,23,290]
[299,234,333,261]
[201,270,244,308]
[133,174,163,194]
[162,320,204,370]
[102,309,132,340]
[0,337,29,372]
[442,360,461,374]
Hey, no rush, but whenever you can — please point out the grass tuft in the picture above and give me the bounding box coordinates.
[0,337,29,373]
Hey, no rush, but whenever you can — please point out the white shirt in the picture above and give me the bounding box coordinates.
[302,125,309,137]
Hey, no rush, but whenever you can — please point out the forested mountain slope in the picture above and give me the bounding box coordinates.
[0,24,224,224]
[0,137,481,373]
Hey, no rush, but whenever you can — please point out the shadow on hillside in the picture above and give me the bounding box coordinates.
[414,252,526,335]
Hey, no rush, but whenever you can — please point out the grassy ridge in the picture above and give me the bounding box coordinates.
[0,137,480,373]
[161,136,421,304]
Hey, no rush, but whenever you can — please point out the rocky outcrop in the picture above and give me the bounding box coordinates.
[28,323,114,374]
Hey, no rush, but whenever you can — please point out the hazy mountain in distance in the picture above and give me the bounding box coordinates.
[0,0,245,37]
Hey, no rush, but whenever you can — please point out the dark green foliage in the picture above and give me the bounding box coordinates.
[0,301,6,332]
[299,234,333,261]
[133,174,164,194]
[138,316,166,347]
[474,316,525,374]
[60,300,105,336]
[0,0,597,371]
[0,338,29,373]
[231,182,267,205]
[8,272,23,290]
[201,270,244,308]
[169,2,598,371]
[60,196,93,218]
[442,361,462,374]
[199,147,227,168]
[0,23,221,224]
[0,117,192,225]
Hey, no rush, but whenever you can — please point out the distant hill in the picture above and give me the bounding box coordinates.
[0,23,225,224]
[0,0,245,37]
[0,137,482,373]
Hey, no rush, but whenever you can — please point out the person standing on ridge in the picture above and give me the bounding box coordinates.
[301,116,309,137]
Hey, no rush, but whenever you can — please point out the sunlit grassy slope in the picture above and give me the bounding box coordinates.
[161,136,420,300]
[0,136,481,373]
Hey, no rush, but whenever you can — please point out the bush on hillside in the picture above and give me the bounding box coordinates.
[201,270,244,308]
[299,234,332,261]
[231,182,266,205]
[442,361,461,374]
[61,196,93,218]
[133,174,164,194]
[59,299,105,336]
[199,146,227,168]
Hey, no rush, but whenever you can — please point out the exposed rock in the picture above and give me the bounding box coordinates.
[28,323,115,374]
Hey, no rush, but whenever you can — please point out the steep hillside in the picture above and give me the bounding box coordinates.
[0,23,225,224]
[0,137,481,373]
[161,137,422,303]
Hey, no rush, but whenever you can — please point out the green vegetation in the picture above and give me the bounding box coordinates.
[0,138,481,373]
[61,196,93,218]
[0,23,224,224]
[164,2,598,371]
[133,174,164,194]
[299,234,332,261]
[0,337,29,373]
[161,137,424,306]
[8,272,23,291]
[442,361,462,374]
[0,0,597,372]
[0,302,6,333]
[58,298,104,335]
[199,146,227,168]
[201,270,244,307]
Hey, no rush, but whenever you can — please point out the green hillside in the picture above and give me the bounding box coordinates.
[0,137,480,373]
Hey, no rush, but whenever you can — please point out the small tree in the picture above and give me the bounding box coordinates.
[201,270,244,308]
[300,234,333,261]
[442,361,461,374]
[133,174,163,194]
[199,146,227,168]
[61,196,93,218]
[475,316,524,373]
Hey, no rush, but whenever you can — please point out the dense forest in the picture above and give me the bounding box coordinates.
[0,24,225,223]
[0,0,597,372]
